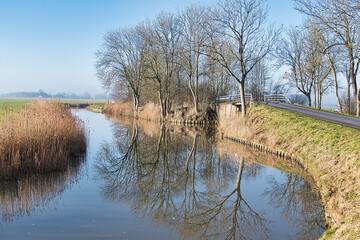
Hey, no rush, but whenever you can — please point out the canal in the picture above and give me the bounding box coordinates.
[0,110,325,239]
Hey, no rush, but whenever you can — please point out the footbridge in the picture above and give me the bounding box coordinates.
[264,94,291,104]
[213,94,254,105]
[213,93,291,105]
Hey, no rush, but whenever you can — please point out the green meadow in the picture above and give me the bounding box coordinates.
[0,98,32,123]
[0,98,107,121]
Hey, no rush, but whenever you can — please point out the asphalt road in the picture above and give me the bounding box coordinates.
[266,102,360,130]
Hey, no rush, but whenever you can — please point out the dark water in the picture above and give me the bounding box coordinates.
[0,110,325,239]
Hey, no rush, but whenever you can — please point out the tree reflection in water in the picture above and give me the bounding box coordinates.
[95,119,324,239]
[0,157,85,224]
[264,174,325,239]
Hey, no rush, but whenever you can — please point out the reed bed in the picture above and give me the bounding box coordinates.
[103,101,130,116]
[137,102,161,121]
[0,100,86,180]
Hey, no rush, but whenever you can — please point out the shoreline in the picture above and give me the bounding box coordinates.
[217,104,359,239]
[98,101,359,239]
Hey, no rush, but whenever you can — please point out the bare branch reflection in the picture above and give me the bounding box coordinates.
[183,158,271,240]
[264,174,325,239]
[95,120,324,239]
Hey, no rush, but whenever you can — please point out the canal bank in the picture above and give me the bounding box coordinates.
[217,103,360,239]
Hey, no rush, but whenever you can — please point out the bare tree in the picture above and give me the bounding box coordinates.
[95,27,146,114]
[303,26,331,109]
[141,12,182,120]
[276,27,314,106]
[203,53,232,98]
[245,59,270,102]
[179,5,209,113]
[206,0,279,116]
[294,0,360,115]
[320,32,343,112]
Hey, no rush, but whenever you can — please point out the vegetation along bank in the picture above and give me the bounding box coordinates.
[217,103,360,240]
[0,100,86,180]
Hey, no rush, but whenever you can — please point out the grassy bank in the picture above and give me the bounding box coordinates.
[217,103,360,239]
[86,103,105,113]
[0,100,86,180]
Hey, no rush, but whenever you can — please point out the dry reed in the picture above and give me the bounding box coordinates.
[138,102,161,121]
[103,101,162,122]
[102,101,130,116]
[0,100,86,180]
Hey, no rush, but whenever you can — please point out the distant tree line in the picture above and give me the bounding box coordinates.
[0,90,110,100]
[96,0,360,117]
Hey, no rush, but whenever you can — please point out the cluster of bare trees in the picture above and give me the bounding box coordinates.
[96,0,360,116]
[276,0,360,115]
[95,0,279,118]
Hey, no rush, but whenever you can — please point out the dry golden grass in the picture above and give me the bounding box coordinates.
[104,100,207,123]
[137,102,162,121]
[103,101,131,116]
[0,100,86,180]
[104,101,163,122]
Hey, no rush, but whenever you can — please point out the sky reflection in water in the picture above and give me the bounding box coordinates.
[0,110,324,239]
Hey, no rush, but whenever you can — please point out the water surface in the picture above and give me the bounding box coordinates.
[0,110,325,239]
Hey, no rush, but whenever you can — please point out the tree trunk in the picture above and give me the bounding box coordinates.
[239,82,246,116]
[333,72,342,112]
[195,53,200,113]
[318,86,322,110]
[159,92,166,121]
[357,86,360,116]
[188,74,199,113]
[327,56,342,112]
[235,158,245,190]
[307,94,311,107]
[349,56,358,115]
[346,73,351,114]
[313,85,317,109]
[133,93,139,117]
[166,97,172,115]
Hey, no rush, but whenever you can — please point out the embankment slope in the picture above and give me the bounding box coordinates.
[218,104,360,239]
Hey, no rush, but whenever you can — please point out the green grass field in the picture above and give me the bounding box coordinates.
[0,98,32,106]
[0,98,108,122]
[0,98,32,122]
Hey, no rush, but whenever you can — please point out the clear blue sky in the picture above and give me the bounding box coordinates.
[0,0,302,95]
